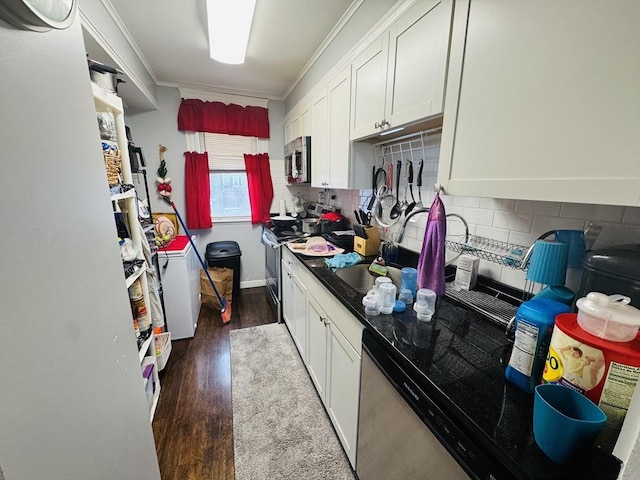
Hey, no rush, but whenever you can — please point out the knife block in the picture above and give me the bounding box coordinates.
[354,226,381,257]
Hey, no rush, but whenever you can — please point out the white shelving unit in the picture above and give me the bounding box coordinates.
[92,83,161,422]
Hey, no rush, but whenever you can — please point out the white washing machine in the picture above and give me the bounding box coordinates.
[158,235,201,340]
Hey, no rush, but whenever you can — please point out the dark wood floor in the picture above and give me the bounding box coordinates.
[152,287,277,480]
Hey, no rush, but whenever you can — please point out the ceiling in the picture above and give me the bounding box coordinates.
[88,0,355,106]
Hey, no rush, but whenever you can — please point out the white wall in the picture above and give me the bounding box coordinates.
[285,0,398,111]
[124,86,293,289]
[0,18,159,480]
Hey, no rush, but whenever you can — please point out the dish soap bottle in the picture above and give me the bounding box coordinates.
[505,299,571,393]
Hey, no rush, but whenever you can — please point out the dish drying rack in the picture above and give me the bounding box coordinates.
[446,234,528,270]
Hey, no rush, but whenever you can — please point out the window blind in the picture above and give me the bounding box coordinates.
[198,132,268,170]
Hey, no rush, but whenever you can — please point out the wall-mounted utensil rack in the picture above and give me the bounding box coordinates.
[446,234,528,270]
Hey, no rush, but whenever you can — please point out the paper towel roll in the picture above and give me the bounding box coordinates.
[279,199,286,216]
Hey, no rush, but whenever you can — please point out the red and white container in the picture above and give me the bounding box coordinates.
[543,313,640,445]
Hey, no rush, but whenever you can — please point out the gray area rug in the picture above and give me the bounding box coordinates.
[230,323,356,480]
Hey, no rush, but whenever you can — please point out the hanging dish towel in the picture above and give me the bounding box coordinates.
[417,193,447,296]
[325,252,362,271]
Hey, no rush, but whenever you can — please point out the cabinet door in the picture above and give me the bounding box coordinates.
[386,0,451,127]
[327,66,352,189]
[281,262,295,334]
[291,116,301,141]
[310,88,329,188]
[299,103,311,137]
[291,274,307,362]
[438,0,640,206]
[306,295,328,400]
[350,34,389,140]
[326,321,361,468]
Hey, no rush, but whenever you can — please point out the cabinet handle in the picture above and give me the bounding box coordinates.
[374,121,380,128]
[380,119,390,127]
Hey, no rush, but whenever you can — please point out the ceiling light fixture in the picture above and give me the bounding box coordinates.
[206,0,256,65]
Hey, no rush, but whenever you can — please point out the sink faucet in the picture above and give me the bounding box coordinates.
[393,208,470,245]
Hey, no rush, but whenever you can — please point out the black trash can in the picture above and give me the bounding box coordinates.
[205,241,242,298]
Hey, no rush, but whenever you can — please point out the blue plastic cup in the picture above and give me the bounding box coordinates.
[533,384,607,464]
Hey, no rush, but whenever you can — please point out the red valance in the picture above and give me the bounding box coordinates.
[178,98,270,138]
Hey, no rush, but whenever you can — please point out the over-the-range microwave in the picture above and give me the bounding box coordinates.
[284,136,311,185]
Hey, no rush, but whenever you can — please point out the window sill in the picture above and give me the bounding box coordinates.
[211,216,252,224]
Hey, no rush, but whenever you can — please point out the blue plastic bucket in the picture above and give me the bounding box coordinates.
[533,384,607,464]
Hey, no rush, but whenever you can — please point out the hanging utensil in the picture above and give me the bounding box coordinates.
[406,161,416,214]
[402,159,409,209]
[367,165,377,211]
[390,160,402,219]
[416,159,424,208]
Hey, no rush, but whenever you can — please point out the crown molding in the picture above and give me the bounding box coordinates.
[283,0,416,102]
[165,81,271,107]
[79,1,159,109]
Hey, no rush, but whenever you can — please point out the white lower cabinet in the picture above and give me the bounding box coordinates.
[282,248,308,362]
[282,249,363,469]
[307,295,328,398]
[325,318,361,467]
[282,259,295,333]
[305,272,363,469]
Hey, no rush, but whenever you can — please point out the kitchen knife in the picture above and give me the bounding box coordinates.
[354,209,362,225]
[359,208,369,226]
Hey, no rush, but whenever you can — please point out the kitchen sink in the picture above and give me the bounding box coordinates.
[334,264,402,294]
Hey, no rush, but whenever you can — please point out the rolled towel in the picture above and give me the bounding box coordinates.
[324,252,363,271]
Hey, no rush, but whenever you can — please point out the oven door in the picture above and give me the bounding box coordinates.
[262,229,282,322]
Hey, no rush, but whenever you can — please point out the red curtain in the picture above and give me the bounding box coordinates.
[244,153,273,225]
[184,151,212,229]
[178,98,270,138]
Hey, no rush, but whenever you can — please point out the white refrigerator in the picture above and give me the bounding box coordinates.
[158,235,201,340]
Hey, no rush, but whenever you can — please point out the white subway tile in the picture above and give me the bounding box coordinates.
[622,207,640,225]
[452,195,481,208]
[508,231,538,249]
[477,261,502,281]
[500,267,527,291]
[479,198,516,212]
[531,215,584,236]
[493,211,534,233]
[591,223,640,249]
[405,237,422,252]
[475,225,510,242]
[462,207,494,227]
[560,203,625,222]
[515,200,562,216]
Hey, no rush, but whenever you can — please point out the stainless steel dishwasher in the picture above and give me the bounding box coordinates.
[357,329,506,480]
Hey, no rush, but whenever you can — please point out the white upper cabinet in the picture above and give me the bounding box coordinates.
[299,102,311,137]
[326,66,352,189]
[350,0,453,140]
[311,87,330,187]
[312,66,371,189]
[438,0,640,206]
[350,34,389,140]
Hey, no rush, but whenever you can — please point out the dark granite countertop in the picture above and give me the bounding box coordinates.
[288,245,622,480]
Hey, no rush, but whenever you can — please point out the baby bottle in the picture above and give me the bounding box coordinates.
[413,288,436,321]
[379,283,397,315]
[401,267,418,300]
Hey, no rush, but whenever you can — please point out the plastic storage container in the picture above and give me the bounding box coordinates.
[400,267,418,299]
[505,299,572,393]
[577,244,640,308]
[576,292,640,342]
[205,241,242,298]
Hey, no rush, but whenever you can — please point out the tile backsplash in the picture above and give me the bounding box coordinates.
[300,135,640,292]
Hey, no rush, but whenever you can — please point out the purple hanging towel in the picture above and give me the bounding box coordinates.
[417,193,447,296]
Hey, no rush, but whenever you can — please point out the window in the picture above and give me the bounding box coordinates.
[193,132,268,221]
